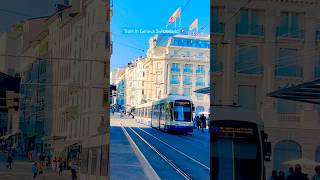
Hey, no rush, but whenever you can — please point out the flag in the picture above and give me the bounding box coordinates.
[189,18,198,31]
[166,7,181,27]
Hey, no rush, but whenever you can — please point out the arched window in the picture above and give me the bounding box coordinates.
[195,106,205,115]
[273,140,302,171]
[315,146,320,162]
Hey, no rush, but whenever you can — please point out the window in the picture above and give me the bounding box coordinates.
[183,76,192,85]
[171,63,180,73]
[274,140,301,171]
[316,146,320,162]
[183,64,193,73]
[277,99,296,114]
[196,65,205,74]
[170,88,178,95]
[170,75,179,84]
[276,48,301,77]
[236,46,259,74]
[196,77,205,86]
[278,12,303,38]
[183,88,191,96]
[238,85,256,110]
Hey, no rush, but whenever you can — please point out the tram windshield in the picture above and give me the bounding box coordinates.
[174,100,192,122]
[212,122,262,180]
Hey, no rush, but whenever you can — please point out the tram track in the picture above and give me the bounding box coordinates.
[121,122,210,179]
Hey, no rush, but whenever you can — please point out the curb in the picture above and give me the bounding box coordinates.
[121,126,161,180]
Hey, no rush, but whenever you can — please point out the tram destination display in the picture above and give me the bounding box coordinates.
[214,126,255,138]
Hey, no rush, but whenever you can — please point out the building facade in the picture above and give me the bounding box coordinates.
[143,34,210,114]
[212,0,320,175]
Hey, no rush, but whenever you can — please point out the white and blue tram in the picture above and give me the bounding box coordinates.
[136,95,194,133]
[210,106,271,180]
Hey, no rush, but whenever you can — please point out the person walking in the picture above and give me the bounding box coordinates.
[38,162,44,176]
[278,171,285,180]
[269,170,278,180]
[287,164,309,180]
[312,165,320,180]
[200,114,206,132]
[6,153,13,169]
[32,162,38,179]
[59,160,63,176]
[71,162,78,180]
[196,116,201,130]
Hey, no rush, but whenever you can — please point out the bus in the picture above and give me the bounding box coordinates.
[136,95,194,133]
[210,106,271,180]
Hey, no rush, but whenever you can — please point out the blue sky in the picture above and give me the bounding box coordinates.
[111,0,210,70]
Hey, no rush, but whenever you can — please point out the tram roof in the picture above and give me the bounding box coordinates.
[268,79,320,105]
[212,106,263,125]
[153,95,192,104]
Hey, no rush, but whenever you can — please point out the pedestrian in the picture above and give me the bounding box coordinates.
[59,160,63,176]
[57,159,61,173]
[6,154,13,169]
[312,165,320,180]
[71,162,78,180]
[32,162,38,179]
[278,171,285,180]
[200,114,206,132]
[193,116,197,128]
[38,162,44,175]
[287,164,309,180]
[269,170,278,180]
[196,116,201,130]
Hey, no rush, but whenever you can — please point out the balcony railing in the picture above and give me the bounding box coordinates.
[315,67,320,78]
[170,79,180,84]
[212,22,225,34]
[196,69,205,74]
[279,114,300,122]
[171,68,180,73]
[235,62,264,75]
[275,66,303,77]
[183,68,193,74]
[276,27,304,39]
[236,24,264,36]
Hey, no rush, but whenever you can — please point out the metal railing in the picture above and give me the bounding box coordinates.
[276,27,304,39]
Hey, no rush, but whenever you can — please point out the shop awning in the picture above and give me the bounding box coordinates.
[268,79,320,105]
[194,87,210,94]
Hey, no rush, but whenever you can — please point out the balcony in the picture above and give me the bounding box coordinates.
[236,24,264,36]
[315,67,320,78]
[275,66,303,77]
[276,27,304,39]
[183,68,193,74]
[196,81,205,87]
[171,68,180,73]
[196,69,205,74]
[235,62,263,75]
[212,22,224,34]
[170,79,180,85]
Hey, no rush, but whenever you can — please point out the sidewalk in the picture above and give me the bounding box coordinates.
[0,160,70,180]
[110,116,159,180]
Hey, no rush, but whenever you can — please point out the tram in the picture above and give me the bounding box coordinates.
[136,95,194,133]
[210,106,271,180]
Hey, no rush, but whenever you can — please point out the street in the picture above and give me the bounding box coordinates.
[111,113,210,180]
[0,154,71,180]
